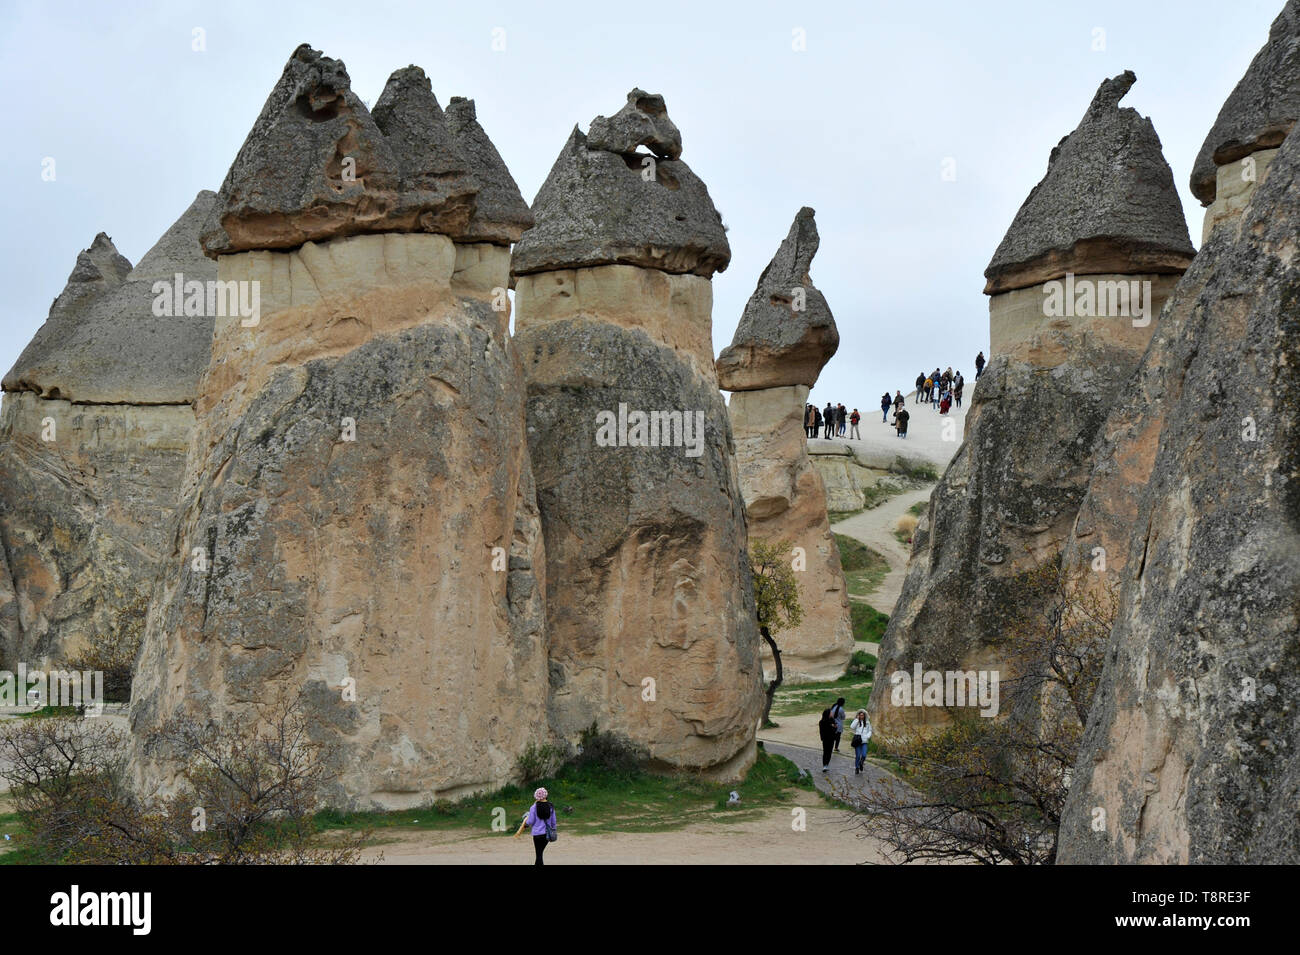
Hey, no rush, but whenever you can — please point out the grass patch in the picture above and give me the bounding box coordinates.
[827,508,865,523]
[892,457,939,482]
[771,662,875,718]
[851,603,889,643]
[12,705,80,720]
[907,501,926,517]
[312,748,815,841]
[836,535,889,598]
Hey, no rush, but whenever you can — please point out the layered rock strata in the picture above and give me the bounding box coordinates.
[511,91,763,776]
[129,47,547,808]
[869,73,1195,741]
[0,192,216,668]
[717,208,851,681]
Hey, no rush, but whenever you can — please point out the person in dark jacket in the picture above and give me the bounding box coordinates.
[975,351,986,378]
[895,408,910,438]
[915,373,926,402]
[880,392,892,423]
[823,403,835,439]
[818,708,836,772]
[813,406,823,437]
[805,404,816,438]
[849,408,861,439]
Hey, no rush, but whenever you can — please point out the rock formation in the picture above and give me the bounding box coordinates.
[716,208,851,681]
[869,73,1195,741]
[511,91,763,776]
[1191,0,1300,240]
[0,192,217,668]
[1059,117,1300,866]
[129,47,547,808]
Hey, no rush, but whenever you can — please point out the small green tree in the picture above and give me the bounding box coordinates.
[747,538,804,728]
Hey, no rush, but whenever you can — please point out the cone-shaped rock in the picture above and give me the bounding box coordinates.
[131,52,547,808]
[984,71,1195,295]
[444,97,535,244]
[201,45,449,256]
[869,74,1192,744]
[511,95,730,278]
[716,207,838,391]
[717,208,852,680]
[0,192,217,669]
[1191,1,1300,237]
[1059,119,1300,864]
[371,65,477,237]
[587,88,682,160]
[510,93,761,776]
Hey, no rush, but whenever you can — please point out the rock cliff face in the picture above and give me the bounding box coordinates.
[129,48,548,808]
[1059,118,1300,865]
[0,192,216,667]
[1191,1,1300,240]
[512,91,763,777]
[869,73,1194,741]
[717,209,851,681]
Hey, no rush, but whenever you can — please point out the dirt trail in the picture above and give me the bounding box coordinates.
[831,484,934,616]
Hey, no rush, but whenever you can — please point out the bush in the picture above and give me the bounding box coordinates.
[573,723,645,775]
[847,650,877,677]
[515,742,565,782]
[850,603,889,643]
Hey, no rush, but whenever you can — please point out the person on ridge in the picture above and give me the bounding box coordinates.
[975,351,986,378]
[880,392,892,423]
[915,372,926,402]
[805,403,817,439]
[522,787,558,865]
[895,407,910,438]
[823,402,835,439]
[849,407,861,440]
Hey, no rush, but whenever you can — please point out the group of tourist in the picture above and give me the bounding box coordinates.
[804,402,862,440]
[818,697,873,775]
[804,352,986,443]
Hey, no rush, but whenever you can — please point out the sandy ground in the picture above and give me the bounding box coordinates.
[363,791,888,864]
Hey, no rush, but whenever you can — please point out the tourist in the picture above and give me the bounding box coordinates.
[880,392,891,423]
[915,372,926,402]
[850,709,872,775]
[923,375,934,403]
[849,407,861,439]
[813,405,823,438]
[836,403,847,437]
[818,708,836,773]
[975,351,986,378]
[522,787,558,865]
[931,368,942,401]
[954,379,964,409]
[830,697,847,753]
[895,407,910,438]
[805,403,817,439]
[823,402,835,439]
[940,391,951,414]
[892,390,905,427]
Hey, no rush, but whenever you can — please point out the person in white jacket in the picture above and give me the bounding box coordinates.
[850,710,872,775]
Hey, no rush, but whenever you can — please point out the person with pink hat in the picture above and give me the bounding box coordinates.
[522,787,558,865]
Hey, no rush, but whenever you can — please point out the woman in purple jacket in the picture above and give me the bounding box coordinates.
[523,787,558,865]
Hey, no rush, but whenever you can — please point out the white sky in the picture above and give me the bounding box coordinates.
[0,0,1284,412]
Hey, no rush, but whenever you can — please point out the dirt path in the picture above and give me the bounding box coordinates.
[831,485,934,615]
[363,792,890,864]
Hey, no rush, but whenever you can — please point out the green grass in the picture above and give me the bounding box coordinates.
[312,748,816,840]
[892,457,939,482]
[12,705,80,720]
[827,508,865,523]
[851,602,889,643]
[907,502,926,517]
[836,534,889,598]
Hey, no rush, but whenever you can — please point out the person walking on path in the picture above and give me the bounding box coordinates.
[818,708,836,773]
[830,697,847,753]
[849,407,861,439]
[915,373,926,403]
[521,787,558,865]
[880,392,891,423]
[850,710,872,775]
[895,407,910,438]
[975,351,986,378]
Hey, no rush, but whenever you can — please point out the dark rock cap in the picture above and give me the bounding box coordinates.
[7,191,218,404]
[984,71,1195,295]
[511,91,729,278]
[445,97,535,244]
[716,207,838,391]
[202,45,445,256]
[1191,0,1300,205]
[586,89,683,160]
[371,65,478,237]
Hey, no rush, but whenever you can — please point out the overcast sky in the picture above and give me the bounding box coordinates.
[1,0,1284,413]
